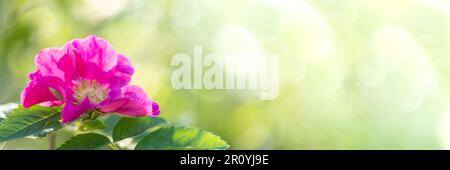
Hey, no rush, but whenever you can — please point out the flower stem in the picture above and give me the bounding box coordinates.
[108,143,119,150]
[48,133,56,150]
[0,142,6,150]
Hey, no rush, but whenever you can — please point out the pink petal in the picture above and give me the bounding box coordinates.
[86,35,118,71]
[61,98,94,124]
[99,85,159,116]
[40,101,64,107]
[71,35,117,73]
[66,35,134,95]
[69,35,127,89]
[35,48,67,80]
[110,54,134,90]
[34,44,87,83]
[151,102,160,116]
[21,72,65,108]
[105,54,135,100]
[57,44,88,82]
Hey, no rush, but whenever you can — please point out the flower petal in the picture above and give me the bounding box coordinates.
[61,98,94,124]
[151,102,160,116]
[69,35,125,89]
[110,54,134,90]
[35,44,89,83]
[35,48,66,80]
[40,101,64,107]
[99,85,159,116]
[71,35,117,72]
[21,72,65,108]
[105,54,135,100]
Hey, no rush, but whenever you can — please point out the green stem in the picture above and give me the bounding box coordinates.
[0,142,6,150]
[48,133,56,150]
[108,143,119,150]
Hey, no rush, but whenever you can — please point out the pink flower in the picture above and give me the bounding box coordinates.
[21,35,160,123]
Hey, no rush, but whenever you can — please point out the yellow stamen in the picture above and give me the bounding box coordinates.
[73,79,108,104]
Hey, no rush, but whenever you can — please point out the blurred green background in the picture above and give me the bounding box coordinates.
[2,0,450,149]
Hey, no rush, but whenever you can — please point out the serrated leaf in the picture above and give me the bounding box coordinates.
[0,105,62,142]
[57,133,111,150]
[134,127,229,150]
[113,116,166,142]
[30,115,63,138]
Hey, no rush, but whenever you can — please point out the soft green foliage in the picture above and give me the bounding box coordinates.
[0,105,229,150]
[135,127,229,150]
[31,118,62,138]
[57,133,111,150]
[112,116,166,142]
[78,119,106,131]
[0,105,61,142]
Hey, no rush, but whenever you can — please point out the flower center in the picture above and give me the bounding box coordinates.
[73,79,108,104]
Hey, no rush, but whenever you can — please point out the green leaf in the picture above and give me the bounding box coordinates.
[57,133,111,150]
[100,114,121,134]
[134,127,229,150]
[112,116,166,142]
[78,120,106,131]
[30,115,63,138]
[0,105,62,142]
